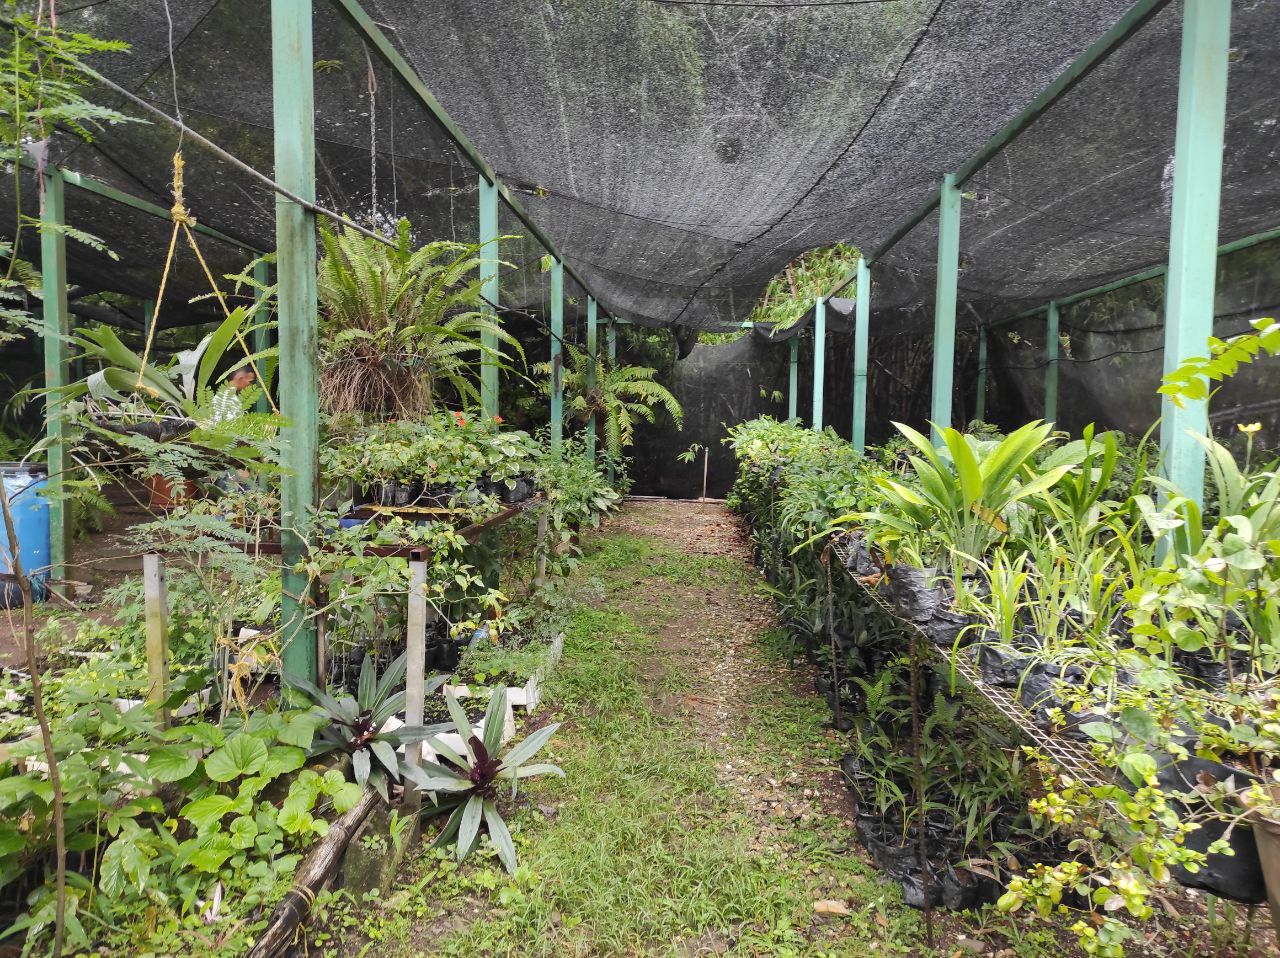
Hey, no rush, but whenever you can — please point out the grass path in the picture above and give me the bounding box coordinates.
[327,501,926,956]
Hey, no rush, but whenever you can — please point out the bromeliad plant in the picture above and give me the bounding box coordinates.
[285,653,452,800]
[415,686,562,874]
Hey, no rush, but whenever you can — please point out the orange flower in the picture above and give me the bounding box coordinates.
[493,415,504,424]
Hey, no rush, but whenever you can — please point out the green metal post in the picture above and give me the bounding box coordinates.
[787,338,799,421]
[478,175,500,420]
[273,0,319,684]
[253,260,272,415]
[811,297,825,432]
[930,173,961,442]
[549,259,564,453]
[1045,301,1060,423]
[1160,0,1231,509]
[585,297,598,460]
[852,256,870,452]
[975,325,988,423]
[606,320,617,483]
[40,168,68,582]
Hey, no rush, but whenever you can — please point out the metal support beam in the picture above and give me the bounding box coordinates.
[811,297,826,432]
[252,260,272,415]
[1045,301,1060,423]
[585,297,598,459]
[273,0,320,684]
[852,256,870,452]
[478,175,500,419]
[40,167,68,582]
[930,174,961,442]
[975,325,988,424]
[606,321,617,482]
[549,259,564,453]
[787,337,799,421]
[1160,0,1230,509]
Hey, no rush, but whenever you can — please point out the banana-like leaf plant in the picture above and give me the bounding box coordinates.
[285,652,451,802]
[414,686,562,874]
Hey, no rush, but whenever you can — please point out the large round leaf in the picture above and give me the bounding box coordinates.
[205,735,269,783]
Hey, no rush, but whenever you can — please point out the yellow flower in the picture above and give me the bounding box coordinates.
[1238,422,1262,434]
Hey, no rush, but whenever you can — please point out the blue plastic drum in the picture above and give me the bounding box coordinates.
[0,464,50,608]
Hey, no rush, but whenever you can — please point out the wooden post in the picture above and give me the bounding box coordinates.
[534,511,549,589]
[811,297,826,432]
[787,336,799,422]
[252,260,272,415]
[1045,301,1060,423]
[606,321,618,484]
[585,297,598,460]
[143,553,170,725]
[404,558,429,774]
[974,325,988,423]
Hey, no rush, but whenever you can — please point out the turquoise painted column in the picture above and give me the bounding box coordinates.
[585,297,598,460]
[1160,0,1231,508]
[252,260,272,415]
[787,337,799,421]
[606,320,617,483]
[40,167,68,582]
[1045,301,1060,423]
[478,176,500,420]
[974,325,988,424]
[930,173,961,442]
[852,256,870,452]
[549,259,564,453]
[811,297,825,432]
[273,0,319,683]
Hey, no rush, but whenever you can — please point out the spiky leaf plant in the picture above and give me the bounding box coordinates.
[285,652,451,801]
[317,219,521,417]
[415,687,562,874]
[541,344,683,460]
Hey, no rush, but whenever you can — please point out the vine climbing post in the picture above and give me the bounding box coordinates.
[787,337,799,422]
[1045,301,1060,423]
[585,297,598,460]
[811,296,825,432]
[852,256,870,452]
[273,0,320,684]
[1159,0,1231,509]
[40,166,69,583]
[930,172,961,444]
[479,174,500,420]
[974,325,988,423]
[550,258,564,453]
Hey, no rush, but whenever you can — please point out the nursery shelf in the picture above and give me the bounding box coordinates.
[829,540,1109,789]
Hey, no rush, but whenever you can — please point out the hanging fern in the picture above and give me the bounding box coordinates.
[316,219,521,418]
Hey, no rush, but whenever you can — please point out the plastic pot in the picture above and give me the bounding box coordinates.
[1160,758,1265,904]
[977,645,1032,687]
[888,565,946,622]
[145,474,198,509]
[1017,662,1087,730]
[1250,788,1280,939]
[924,608,978,648]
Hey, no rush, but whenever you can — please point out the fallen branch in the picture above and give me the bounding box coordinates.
[243,787,381,958]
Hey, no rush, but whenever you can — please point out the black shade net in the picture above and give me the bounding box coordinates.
[2,0,1276,338]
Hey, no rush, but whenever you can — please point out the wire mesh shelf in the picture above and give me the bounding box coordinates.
[829,537,1109,789]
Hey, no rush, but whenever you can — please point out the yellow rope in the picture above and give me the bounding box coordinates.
[134,150,280,416]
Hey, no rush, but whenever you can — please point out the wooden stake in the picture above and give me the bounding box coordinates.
[143,553,170,726]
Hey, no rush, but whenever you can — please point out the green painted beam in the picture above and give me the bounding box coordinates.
[273,0,320,684]
[974,325,988,424]
[585,297,598,460]
[930,174,961,442]
[1160,0,1231,510]
[1045,301,1060,423]
[478,175,500,420]
[40,167,69,582]
[328,0,608,314]
[811,297,826,432]
[787,336,799,421]
[252,260,272,415]
[852,256,870,452]
[606,320,617,483]
[549,260,564,453]
[58,168,262,253]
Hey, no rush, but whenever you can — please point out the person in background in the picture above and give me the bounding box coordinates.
[212,367,257,491]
